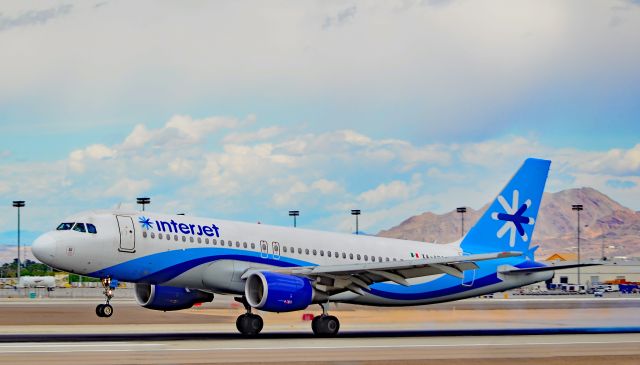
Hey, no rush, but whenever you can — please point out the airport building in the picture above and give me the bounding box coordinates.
[543,253,640,288]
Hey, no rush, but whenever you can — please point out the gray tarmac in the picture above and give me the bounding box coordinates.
[0,297,639,364]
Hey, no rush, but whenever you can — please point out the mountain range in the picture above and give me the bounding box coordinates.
[378,187,640,260]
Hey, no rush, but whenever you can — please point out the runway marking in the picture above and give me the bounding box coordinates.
[0,343,162,348]
[1,340,639,353]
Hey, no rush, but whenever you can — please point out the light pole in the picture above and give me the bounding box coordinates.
[137,197,150,211]
[288,210,299,227]
[12,201,25,283]
[456,207,467,238]
[572,204,583,286]
[351,209,361,235]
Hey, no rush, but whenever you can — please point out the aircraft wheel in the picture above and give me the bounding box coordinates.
[236,313,263,336]
[312,315,339,337]
[102,304,113,318]
[95,304,105,317]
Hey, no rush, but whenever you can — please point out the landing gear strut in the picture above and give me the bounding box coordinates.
[312,303,340,337]
[96,277,114,318]
[234,296,263,336]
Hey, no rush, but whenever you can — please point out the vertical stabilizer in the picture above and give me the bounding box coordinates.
[460,158,550,256]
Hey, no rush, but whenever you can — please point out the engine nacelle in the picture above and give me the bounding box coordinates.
[135,283,213,311]
[245,272,319,312]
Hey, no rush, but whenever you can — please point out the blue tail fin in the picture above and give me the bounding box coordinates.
[460,158,550,256]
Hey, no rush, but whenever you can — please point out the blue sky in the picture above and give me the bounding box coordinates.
[1,1,640,261]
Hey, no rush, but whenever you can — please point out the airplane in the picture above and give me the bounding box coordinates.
[32,158,591,336]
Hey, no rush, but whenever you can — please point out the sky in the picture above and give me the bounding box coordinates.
[1,0,640,261]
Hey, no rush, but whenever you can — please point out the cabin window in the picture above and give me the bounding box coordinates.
[143,231,147,238]
[220,240,224,245]
[385,257,389,262]
[166,234,170,241]
[251,242,255,249]
[283,246,288,253]
[312,249,317,256]
[357,254,361,260]
[205,238,210,244]
[379,256,383,262]
[87,224,97,234]
[371,256,375,262]
[174,235,178,241]
[213,239,217,245]
[197,237,202,243]
[56,222,74,230]
[243,242,247,248]
[189,237,194,243]
[393,258,397,261]
[182,236,187,242]
[228,241,232,247]
[305,249,310,255]
[73,223,86,233]
[320,250,324,256]
[335,252,339,258]
[236,241,240,248]
[327,251,331,257]
[342,252,346,259]
[150,232,155,239]
[349,253,353,259]
[158,233,163,239]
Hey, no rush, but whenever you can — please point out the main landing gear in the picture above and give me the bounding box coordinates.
[96,277,115,318]
[235,297,263,336]
[311,303,340,337]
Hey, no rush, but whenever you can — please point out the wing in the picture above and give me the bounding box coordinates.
[241,251,521,296]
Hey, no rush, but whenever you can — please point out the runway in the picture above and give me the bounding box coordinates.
[1,297,639,364]
[1,334,639,364]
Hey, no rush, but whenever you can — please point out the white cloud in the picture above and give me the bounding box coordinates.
[223,126,284,144]
[104,178,151,200]
[358,174,422,206]
[120,115,239,151]
[311,179,342,195]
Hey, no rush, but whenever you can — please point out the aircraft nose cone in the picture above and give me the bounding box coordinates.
[32,233,56,263]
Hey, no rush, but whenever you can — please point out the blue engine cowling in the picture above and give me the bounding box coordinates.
[135,283,214,311]
[245,272,314,312]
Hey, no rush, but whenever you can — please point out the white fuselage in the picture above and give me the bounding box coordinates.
[32,209,551,306]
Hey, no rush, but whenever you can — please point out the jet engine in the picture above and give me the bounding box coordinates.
[245,271,324,312]
[134,283,213,311]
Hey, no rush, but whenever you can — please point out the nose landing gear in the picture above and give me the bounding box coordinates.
[311,303,340,337]
[96,277,115,318]
[234,296,263,336]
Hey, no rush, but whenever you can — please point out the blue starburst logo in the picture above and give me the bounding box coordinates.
[490,189,535,247]
[138,216,154,230]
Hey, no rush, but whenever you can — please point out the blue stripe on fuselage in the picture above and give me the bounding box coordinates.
[87,248,545,302]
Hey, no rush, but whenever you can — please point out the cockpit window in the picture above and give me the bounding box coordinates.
[72,223,86,233]
[57,223,74,230]
[87,224,97,234]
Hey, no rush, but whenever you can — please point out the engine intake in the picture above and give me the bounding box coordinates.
[245,272,320,312]
[135,283,213,311]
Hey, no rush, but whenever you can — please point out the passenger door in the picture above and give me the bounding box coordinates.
[260,240,269,259]
[116,215,136,252]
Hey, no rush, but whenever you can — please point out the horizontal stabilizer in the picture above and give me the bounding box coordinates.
[500,262,602,275]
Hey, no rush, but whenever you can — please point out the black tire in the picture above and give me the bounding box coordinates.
[95,304,105,318]
[236,313,250,333]
[237,314,263,336]
[102,304,113,318]
[311,316,320,334]
[313,315,340,337]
